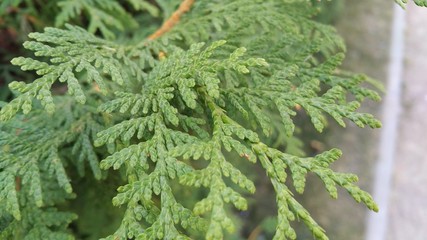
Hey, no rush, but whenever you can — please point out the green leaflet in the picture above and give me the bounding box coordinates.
[55,0,159,39]
[396,0,427,8]
[0,98,106,238]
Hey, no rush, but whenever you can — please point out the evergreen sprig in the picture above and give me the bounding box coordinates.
[0,24,150,121]
[0,0,396,239]
[396,0,427,7]
[94,38,379,239]
[0,117,76,239]
[55,0,159,39]
[0,95,108,239]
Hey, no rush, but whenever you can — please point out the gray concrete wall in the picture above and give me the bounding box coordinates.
[387,3,427,240]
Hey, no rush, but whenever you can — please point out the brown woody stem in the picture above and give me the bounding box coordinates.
[147,0,195,40]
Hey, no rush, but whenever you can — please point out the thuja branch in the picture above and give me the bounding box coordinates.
[0,2,386,239]
[147,0,195,40]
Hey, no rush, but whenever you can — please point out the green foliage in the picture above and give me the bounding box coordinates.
[396,0,427,7]
[0,0,28,14]
[54,0,159,39]
[1,0,407,239]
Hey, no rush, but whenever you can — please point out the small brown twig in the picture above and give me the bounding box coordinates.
[15,177,21,191]
[147,0,195,40]
[248,225,262,240]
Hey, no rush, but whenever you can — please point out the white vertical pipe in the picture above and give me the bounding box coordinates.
[365,4,406,240]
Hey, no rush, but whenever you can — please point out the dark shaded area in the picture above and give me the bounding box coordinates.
[66,170,125,239]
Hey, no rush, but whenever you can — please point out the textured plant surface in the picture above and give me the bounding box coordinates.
[395,0,427,7]
[0,0,418,239]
